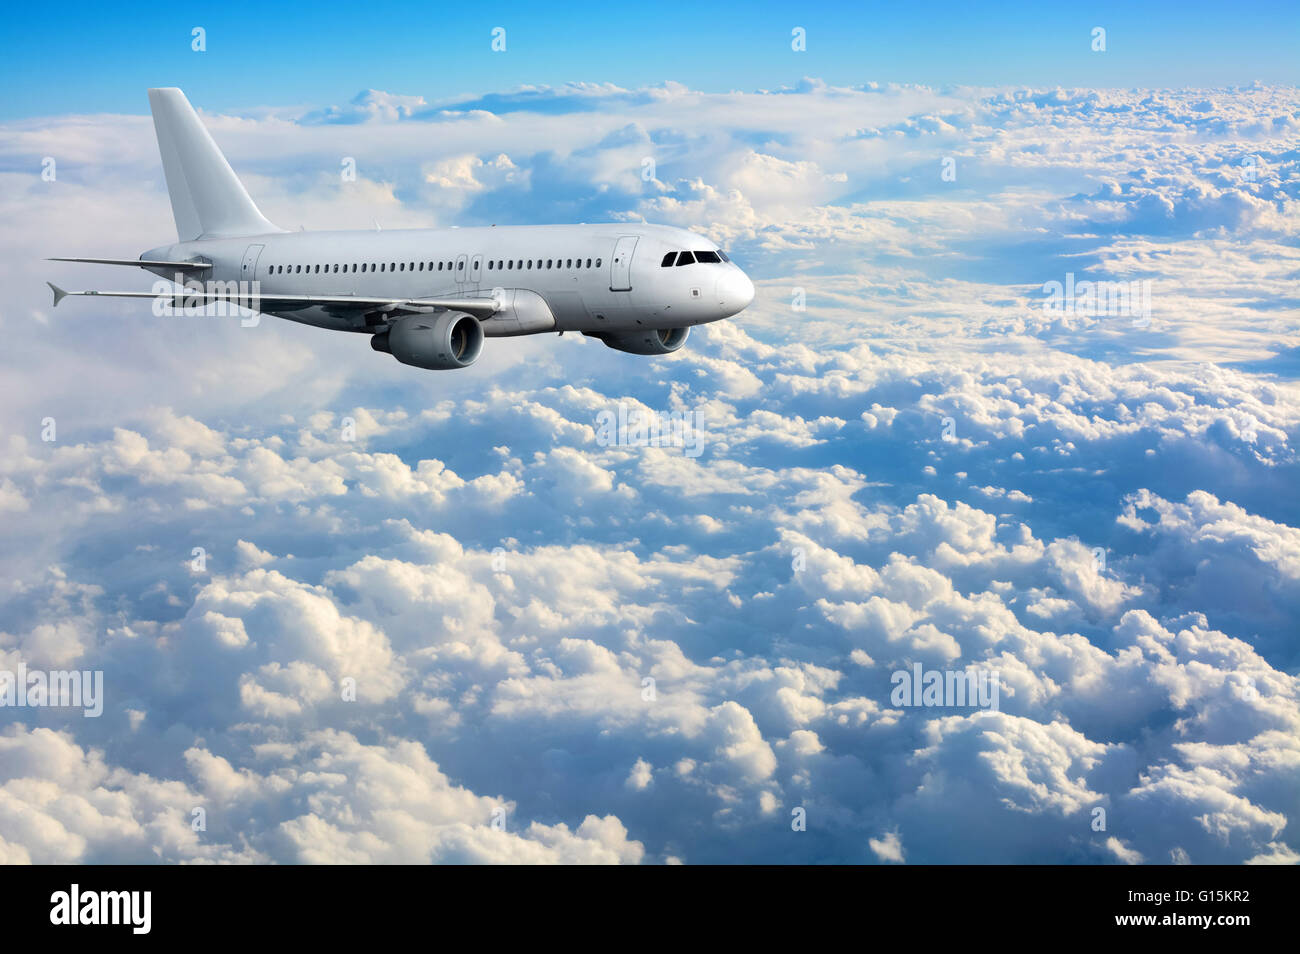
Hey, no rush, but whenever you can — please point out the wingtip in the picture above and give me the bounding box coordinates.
[47,281,67,307]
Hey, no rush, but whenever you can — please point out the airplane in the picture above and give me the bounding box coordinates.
[47,88,755,370]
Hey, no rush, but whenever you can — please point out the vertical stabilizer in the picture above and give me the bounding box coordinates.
[147,88,281,241]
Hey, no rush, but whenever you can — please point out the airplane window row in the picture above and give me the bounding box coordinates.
[264,257,603,276]
[660,250,729,267]
[487,257,601,270]
[266,262,455,275]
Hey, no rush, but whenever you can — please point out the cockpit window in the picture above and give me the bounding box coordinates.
[662,250,729,266]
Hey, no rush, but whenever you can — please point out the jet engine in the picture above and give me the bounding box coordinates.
[587,327,689,355]
[371,312,484,370]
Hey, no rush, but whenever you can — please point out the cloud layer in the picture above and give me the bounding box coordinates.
[0,79,1297,863]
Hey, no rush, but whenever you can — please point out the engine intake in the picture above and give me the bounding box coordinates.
[588,327,689,355]
[372,312,483,370]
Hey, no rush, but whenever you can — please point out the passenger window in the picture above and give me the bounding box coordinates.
[457,261,463,270]
[566,259,572,268]
[695,251,721,263]
[676,251,695,266]
[488,261,494,270]
[595,258,601,267]
[586,258,592,268]
[661,252,675,267]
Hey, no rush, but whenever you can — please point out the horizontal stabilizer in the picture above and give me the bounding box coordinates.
[48,257,212,271]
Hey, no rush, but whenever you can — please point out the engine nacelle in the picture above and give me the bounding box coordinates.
[372,312,484,370]
[588,327,690,355]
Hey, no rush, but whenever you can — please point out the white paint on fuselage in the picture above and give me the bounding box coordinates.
[142,223,754,335]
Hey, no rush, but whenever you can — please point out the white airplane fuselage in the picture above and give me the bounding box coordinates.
[142,222,754,337]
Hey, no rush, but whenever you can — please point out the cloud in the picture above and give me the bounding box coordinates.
[1,79,1298,864]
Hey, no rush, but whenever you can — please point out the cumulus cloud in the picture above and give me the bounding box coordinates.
[0,79,1297,864]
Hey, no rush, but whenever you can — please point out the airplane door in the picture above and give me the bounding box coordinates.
[610,235,637,291]
[470,254,483,285]
[455,253,468,285]
[241,244,265,283]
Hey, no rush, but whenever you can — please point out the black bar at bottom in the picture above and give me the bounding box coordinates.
[0,863,1282,941]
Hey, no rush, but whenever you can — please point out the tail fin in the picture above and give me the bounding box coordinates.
[147,88,281,241]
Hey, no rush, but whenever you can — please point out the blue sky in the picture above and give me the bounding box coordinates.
[3,0,1297,119]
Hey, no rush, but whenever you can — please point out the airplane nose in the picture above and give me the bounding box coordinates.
[718,269,755,316]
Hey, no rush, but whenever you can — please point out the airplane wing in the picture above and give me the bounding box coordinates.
[48,257,213,271]
[45,282,501,319]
